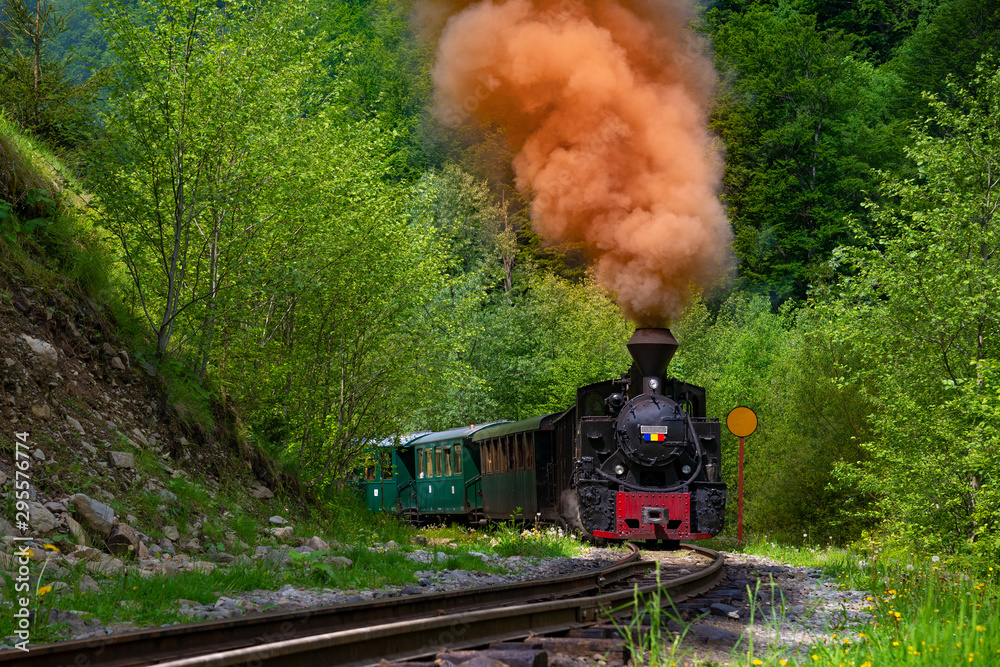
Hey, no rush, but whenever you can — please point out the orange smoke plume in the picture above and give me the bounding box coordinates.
[429,0,732,325]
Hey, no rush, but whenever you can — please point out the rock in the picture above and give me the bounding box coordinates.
[0,517,15,538]
[270,526,294,540]
[108,451,135,469]
[119,350,130,367]
[157,488,178,504]
[269,515,288,525]
[33,448,45,460]
[44,500,67,513]
[21,334,58,367]
[130,428,147,446]
[182,539,202,553]
[191,561,215,574]
[28,502,59,533]
[161,538,174,553]
[708,602,740,619]
[251,485,273,499]
[47,609,89,635]
[64,516,87,546]
[110,357,126,371]
[305,536,329,552]
[204,552,235,565]
[329,557,353,569]
[140,361,156,377]
[137,542,150,559]
[86,558,124,576]
[79,575,99,593]
[164,526,180,541]
[106,522,140,556]
[82,442,98,456]
[0,471,6,485]
[73,545,103,561]
[66,416,85,434]
[69,494,116,537]
[30,403,52,419]
[103,342,117,356]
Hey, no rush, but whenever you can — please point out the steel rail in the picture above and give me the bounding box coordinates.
[151,545,724,667]
[4,543,649,667]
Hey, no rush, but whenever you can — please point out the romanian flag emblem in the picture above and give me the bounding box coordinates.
[640,426,668,442]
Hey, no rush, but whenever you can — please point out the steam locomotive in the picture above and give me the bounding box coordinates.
[360,328,726,543]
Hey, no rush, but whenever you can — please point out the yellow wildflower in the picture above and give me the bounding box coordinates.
[42,544,59,552]
[752,661,763,666]
[976,625,986,632]
[37,585,52,596]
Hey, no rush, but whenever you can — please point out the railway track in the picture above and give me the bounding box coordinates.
[5,544,724,667]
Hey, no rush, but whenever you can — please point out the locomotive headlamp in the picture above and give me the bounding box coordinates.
[681,464,692,475]
[614,464,626,476]
[648,378,659,390]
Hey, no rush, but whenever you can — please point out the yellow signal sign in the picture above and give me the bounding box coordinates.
[726,406,758,438]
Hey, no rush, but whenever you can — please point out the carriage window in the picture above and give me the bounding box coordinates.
[365,466,375,481]
[508,437,516,471]
[500,441,508,473]
[454,444,463,475]
[427,449,435,478]
[515,435,524,471]
[435,447,443,477]
[526,434,534,470]
[443,447,452,476]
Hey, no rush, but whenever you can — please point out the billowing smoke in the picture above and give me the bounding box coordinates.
[428,0,732,325]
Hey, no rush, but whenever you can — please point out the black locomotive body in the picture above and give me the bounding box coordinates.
[571,328,726,541]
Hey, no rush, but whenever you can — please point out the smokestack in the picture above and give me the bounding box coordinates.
[627,328,678,380]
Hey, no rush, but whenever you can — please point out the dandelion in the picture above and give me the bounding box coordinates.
[37,585,52,596]
[780,661,788,666]
[752,661,763,665]
[932,555,940,562]
[907,564,914,571]
[893,641,900,646]
[976,625,986,632]
[812,656,819,661]
[42,544,59,552]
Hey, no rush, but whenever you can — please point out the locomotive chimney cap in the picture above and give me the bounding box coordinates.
[627,328,678,378]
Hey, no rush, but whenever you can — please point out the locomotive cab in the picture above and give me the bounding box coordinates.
[573,328,726,542]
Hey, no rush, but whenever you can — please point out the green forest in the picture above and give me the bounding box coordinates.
[2,0,999,567]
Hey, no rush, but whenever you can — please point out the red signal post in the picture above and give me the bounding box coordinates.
[726,407,758,543]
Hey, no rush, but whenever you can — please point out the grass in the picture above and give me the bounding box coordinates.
[635,535,1000,666]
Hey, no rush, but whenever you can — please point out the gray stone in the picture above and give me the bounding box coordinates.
[251,485,273,499]
[157,488,178,504]
[163,526,180,541]
[305,536,329,552]
[21,334,58,367]
[86,558,124,576]
[108,451,135,469]
[270,526,294,540]
[110,357,126,371]
[82,442,98,456]
[710,603,740,619]
[69,493,116,537]
[102,342,117,356]
[33,448,45,460]
[204,552,235,564]
[107,523,140,556]
[44,501,67,513]
[268,515,288,525]
[30,403,52,419]
[79,575,99,593]
[66,416,85,434]
[140,361,156,377]
[130,428,148,446]
[64,516,87,546]
[182,539,202,553]
[0,471,6,486]
[118,350,130,367]
[28,502,58,533]
[329,557,353,569]
[47,609,89,635]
